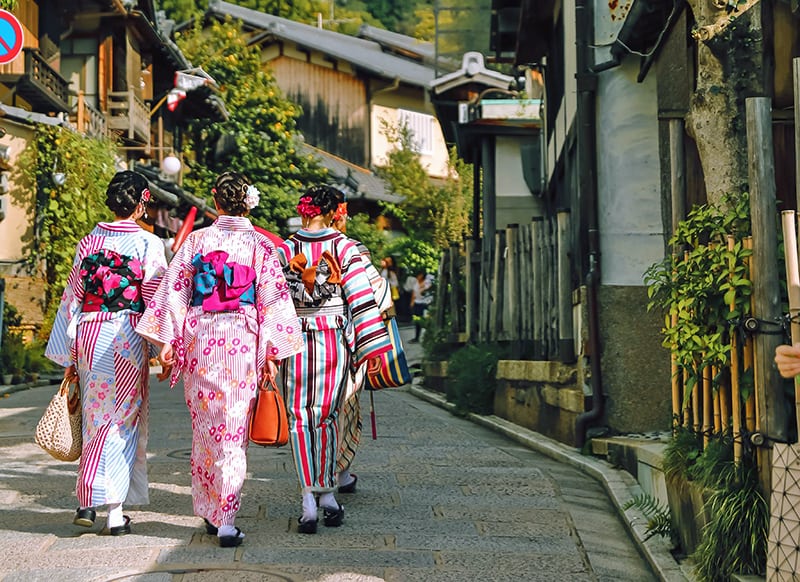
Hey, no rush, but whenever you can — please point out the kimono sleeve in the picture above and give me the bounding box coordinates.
[45,241,88,367]
[254,238,303,374]
[136,232,195,355]
[339,240,391,366]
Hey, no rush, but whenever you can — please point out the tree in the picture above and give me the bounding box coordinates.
[683,1,765,204]
[175,16,326,233]
[377,119,471,248]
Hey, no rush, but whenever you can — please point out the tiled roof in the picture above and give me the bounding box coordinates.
[206,0,436,88]
[301,144,402,204]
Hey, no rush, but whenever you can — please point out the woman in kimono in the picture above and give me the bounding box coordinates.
[45,170,167,536]
[278,185,391,534]
[136,171,303,547]
[330,201,394,495]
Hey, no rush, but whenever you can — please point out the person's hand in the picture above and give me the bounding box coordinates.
[156,364,172,382]
[776,343,800,379]
[367,356,382,376]
[64,364,78,381]
[263,358,278,385]
[159,344,174,367]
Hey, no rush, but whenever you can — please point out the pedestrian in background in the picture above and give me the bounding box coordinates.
[136,171,302,547]
[45,170,168,536]
[330,199,393,496]
[409,269,433,343]
[277,185,390,534]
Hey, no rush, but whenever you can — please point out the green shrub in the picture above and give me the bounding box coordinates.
[445,343,506,416]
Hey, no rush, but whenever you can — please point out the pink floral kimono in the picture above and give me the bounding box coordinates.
[136,216,302,527]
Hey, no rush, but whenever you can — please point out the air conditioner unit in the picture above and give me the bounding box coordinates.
[0,174,9,194]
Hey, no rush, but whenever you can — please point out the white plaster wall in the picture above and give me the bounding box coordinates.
[371,104,449,178]
[495,136,545,228]
[595,60,663,286]
[0,123,34,264]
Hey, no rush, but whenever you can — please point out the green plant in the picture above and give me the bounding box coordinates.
[24,340,54,375]
[622,494,677,543]
[644,191,752,404]
[692,462,768,582]
[1,333,26,377]
[445,343,506,416]
[16,125,117,332]
[662,426,703,483]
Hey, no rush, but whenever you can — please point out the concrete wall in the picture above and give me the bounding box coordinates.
[598,285,672,433]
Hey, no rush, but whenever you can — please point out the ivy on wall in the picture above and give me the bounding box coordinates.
[16,125,117,336]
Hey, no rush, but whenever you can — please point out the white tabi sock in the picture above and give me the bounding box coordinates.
[319,492,339,511]
[338,470,355,488]
[301,492,317,522]
[107,503,124,528]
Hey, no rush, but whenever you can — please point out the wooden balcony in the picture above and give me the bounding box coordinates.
[71,91,107,138]
[107,89,150,144]
[0,48,70,113]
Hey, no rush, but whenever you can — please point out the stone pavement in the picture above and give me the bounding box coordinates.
[0,324,670,582]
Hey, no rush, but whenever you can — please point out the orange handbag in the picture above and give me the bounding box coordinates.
[249,377,289,447]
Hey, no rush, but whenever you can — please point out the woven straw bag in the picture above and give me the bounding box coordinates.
[34,377,82,461]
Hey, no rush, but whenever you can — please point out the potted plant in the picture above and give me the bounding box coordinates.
[1,334,26,384]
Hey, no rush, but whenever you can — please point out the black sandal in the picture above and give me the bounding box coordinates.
[322,504,344,527]
[73,507,96,528]
[109,515,131,536]
[297,516,318,534]
[218,527,244,547]
[203,518,218,535]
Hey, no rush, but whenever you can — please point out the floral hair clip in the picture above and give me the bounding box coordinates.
[332,202,348,222]
[297,196,322,219]
[244,184,260,209]
[140,188,151,204]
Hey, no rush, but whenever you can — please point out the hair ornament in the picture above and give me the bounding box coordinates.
[297,196,322,219]
[244,184,260,209]
[140,188,151,204]
[333,202,348,222]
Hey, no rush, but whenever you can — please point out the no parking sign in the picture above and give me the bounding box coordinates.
[0,10,23,65]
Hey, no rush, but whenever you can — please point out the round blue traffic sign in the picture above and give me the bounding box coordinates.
[0,10,23,66]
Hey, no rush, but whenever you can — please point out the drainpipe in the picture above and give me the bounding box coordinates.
[574,0,604,448]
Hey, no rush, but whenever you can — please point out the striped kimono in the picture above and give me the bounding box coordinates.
[277,228,391,493]
[45,220,167,507]
[336,241,393,474]
[136,216,303,527]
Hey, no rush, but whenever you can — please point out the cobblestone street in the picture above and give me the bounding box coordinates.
[0,326,660,582]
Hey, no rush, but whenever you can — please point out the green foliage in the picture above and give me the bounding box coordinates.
[378,123,471,249]
[692,463,768,582]
[16,126,117,328]
[384,236,439,277]
[622,494,676,543]
[175,17,326,234]
[662,426,703,483]
[0,333,26,376]
[644,191,752,400]
[345,213,390,266]
[445,343,506,415]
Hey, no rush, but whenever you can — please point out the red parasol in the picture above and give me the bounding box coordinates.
[254,225,285,247]
[172,206,197,253]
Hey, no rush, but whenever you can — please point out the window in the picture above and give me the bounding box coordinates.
[398,109,434,155]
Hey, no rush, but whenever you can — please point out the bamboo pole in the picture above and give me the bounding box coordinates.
[671,310,681,430]
[703,361,712,446]
[744,236,756,433]
[794,58,800,211]
[713,365,721,434]
[728,235,742,460]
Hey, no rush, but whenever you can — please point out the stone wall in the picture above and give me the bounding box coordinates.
[493,360,583,446]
